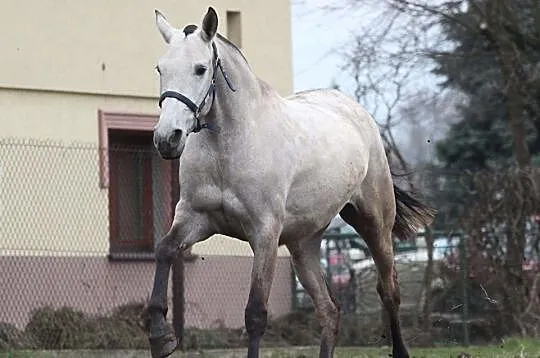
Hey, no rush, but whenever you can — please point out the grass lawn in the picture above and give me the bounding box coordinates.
[331,338,540,358]
[2,339,539,358]
[266,338,540,358]
[260,339,540,357]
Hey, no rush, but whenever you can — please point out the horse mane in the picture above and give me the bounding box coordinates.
[215,33,248,64]
[182,24,248,65]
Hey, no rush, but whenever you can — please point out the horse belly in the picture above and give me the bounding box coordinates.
[280,202,344,245]
[280,159,365,244]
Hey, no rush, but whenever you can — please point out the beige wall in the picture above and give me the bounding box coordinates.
[0,138,109,255]
[0,0,293,256]
[192,236,291,257]
[0,127,290,256]
[0,89,157,143]
[0,119,290,256]
[0,0,293,97]
[0,90,155,255]
[0,255,292,329]
[185,255,292,328]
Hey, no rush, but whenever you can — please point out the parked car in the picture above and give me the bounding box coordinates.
[351,235,461,272]
[293,252,354,310]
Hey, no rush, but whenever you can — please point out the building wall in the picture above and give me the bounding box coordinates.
[0,255,292,329]
[0,134,293,328]
[0,90,154,255]
[0,89,156,143]
[0,105,291,258]
[0,0,293,97]
[0,0,294,329]
[185,255,292,328]
[0,139,108,255]
[0,0,293,256]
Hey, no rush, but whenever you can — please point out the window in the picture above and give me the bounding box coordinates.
[226,11,242,48]
[98,111,178,258]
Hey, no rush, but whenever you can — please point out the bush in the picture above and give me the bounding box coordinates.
[2,302,476,351]
[0,322,35,350]
[25,306,89,349]
[24,302,149,350]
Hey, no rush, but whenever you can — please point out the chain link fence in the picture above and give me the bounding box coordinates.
[0,139,291,350]
[291,166,540,347]
[1,139,539,351]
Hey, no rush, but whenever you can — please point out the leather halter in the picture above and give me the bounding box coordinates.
[158,42,236,133]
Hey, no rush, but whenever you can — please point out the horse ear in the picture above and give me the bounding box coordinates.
[201,7,218,42]
[155,9,175,44]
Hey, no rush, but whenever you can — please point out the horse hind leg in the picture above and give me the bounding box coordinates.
[288,235,341,358]
[340,201,410,358]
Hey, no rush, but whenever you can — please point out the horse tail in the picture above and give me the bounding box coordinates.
[392,184,436,241]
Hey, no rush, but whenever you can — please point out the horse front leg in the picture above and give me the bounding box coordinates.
[245,225,280,358]
[147,212,213,358]
[147,230,179,358]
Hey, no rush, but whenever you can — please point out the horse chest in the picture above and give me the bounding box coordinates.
[188,184,223,212]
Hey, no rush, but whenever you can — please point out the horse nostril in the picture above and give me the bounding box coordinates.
[169,129,183,147]
[157,141,170,153]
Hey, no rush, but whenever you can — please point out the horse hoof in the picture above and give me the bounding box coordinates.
[149,330,178,358]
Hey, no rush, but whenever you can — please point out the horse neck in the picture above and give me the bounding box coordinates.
[207,39,267,131]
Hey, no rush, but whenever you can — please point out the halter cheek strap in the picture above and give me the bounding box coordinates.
[157,42,235,134]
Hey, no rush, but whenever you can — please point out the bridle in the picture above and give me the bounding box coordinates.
[157,42,236,133]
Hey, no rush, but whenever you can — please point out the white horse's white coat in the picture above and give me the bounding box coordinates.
[147,7,435,358]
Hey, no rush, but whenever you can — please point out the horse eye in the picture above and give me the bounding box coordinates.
[194,65,207,76]
[155,66,161,75]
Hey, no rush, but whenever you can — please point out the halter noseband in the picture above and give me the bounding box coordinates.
[157,42,236,133]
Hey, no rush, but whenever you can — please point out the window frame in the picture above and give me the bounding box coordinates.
[98,110,178,260]
[98,110,159,188]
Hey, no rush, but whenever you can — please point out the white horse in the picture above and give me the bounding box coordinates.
[147,7,435,358]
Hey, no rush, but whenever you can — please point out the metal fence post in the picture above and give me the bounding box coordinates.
[172,256,185,349]
[325,236,332,290]
[460,236,470,346]
[291,261,298,311]
[170,162,184,349]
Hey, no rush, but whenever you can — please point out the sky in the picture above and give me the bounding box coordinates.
[291,0,365,93]
[289,0,447,93]
[289,0,448,164]
[290,0,442,94]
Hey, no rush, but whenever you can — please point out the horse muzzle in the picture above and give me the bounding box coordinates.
[155,129,184,160]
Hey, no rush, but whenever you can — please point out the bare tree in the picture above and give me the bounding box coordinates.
[397,89,464,165]
[342,0,540,169]
[379,0,540,169]
[339,0,448,182]
[453,169,540,337]
[335,1,445,335]
[339,0,540,334]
